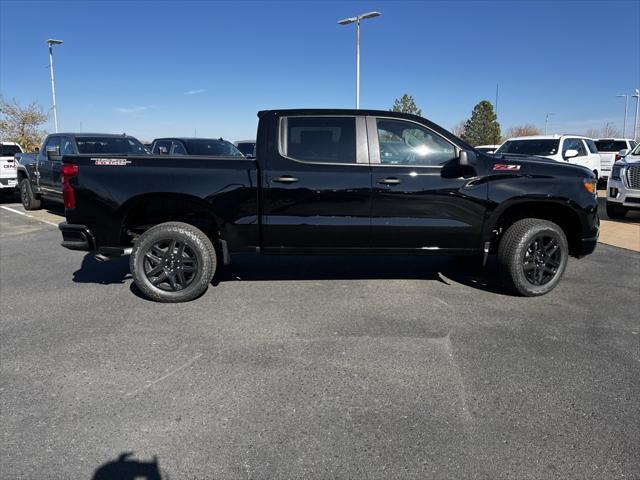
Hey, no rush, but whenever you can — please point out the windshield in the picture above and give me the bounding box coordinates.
[594,140,627,152]
[184,139,244,156]
[0,144,23,156]
[629,143,640,155]
[236,142,255,156]
[76,136,149,155]
[496,139,560,156]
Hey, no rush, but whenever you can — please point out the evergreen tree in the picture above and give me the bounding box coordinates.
[391,94,422,116]
[462,100,501,146]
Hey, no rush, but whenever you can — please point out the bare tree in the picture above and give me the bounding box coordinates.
[503,124,542,140]
[0,96,48,151]
[451,120,466,138]
[585,123,621,139]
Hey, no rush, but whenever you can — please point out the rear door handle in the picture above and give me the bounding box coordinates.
[272,175,299,184]
[377,177,401,185]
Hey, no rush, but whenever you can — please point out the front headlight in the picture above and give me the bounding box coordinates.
[583,178,597,195]
[611,165,622,181]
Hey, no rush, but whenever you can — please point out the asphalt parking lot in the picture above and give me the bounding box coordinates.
[1,195,639,479]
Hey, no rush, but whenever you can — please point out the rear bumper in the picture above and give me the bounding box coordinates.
[59,222,95,251]
[0,177,18,189]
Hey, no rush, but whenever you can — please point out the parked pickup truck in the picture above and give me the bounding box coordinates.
[16,133,149,210]
[59,109,599,302]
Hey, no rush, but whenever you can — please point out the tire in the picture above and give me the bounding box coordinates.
[19,178,41,210]
[606,202,627,219]
[130,222,217,303]
[497,218,568,297]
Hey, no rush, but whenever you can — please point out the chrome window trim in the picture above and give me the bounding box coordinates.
[278,115,370,167]
[367,116,459,168]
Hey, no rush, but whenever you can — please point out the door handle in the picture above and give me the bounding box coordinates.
[377,177,401,185]
[272,176,299,184]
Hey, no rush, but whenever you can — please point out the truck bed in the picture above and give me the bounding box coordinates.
[64,154,260,253]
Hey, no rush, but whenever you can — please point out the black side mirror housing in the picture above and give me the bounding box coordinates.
[459,150,476,166]
[46,146,60,158]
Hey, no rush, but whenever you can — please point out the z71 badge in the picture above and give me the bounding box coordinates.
[92,158,132,166]
[493,164,521,171]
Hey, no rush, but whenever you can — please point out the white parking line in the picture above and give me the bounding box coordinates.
[0,206,59,227]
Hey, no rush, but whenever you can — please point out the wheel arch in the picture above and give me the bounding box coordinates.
[118,192,224,245]
[486,199,584,257]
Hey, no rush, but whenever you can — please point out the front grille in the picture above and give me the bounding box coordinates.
[626,197,640,204]
[627,165,640,189]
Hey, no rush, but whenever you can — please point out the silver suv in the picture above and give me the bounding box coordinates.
[606,142,640,218]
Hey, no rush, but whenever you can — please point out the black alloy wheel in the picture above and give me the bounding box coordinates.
[522,234,562,286]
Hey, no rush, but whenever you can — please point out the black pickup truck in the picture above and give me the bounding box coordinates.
[59,109,599,302]
[16,133,148,210]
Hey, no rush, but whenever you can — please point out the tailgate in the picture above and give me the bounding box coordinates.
[0,156,18,187]
[599,153,615,173]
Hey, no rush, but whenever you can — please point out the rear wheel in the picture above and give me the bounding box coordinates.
[130,222,217,303]
[19,179,41,210]
[497,218,568,296]
[606,202,627,219]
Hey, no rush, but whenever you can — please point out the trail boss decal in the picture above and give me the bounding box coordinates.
[92,158,132,166]
[493,164,521,171]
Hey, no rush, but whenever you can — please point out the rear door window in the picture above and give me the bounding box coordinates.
[171,141,187,155]
[281,116,357,164]
[585,139,598,154]
[594,140,628,152]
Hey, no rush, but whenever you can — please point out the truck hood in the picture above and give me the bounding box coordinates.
[495,153,594,178]
[620,154,640,165]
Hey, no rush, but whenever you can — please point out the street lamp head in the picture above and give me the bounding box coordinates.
[338,17,357,25]
[360,11,381,20]
[47,39,63,45]
[338,11,381,25]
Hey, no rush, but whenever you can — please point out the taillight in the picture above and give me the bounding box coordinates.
[61,163,78,209]
[614,154,621,162]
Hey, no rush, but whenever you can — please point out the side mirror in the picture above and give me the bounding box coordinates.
[563,149,579,159]
[459,149,476,166]
[46,146,60,158]
[618,149,629,158]
[158,146,168,155]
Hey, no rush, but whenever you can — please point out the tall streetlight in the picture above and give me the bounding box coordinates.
[47,39,63,133]
[544,112,555,135]
[337,11,381,109]
[633,89,640,141]
[616,94,629,138]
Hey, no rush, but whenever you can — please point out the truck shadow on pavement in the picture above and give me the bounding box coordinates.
[73,254,132,284]
[92,452,163,480]
[73,253,505,296]
[218,254,505,294]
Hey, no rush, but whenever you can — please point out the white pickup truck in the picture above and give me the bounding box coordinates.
[594,138,637,181]
[0,142,22,194]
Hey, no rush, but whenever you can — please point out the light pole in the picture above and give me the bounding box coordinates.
[544,112,555,135]
[47,39,63,133]
[338,11,381,109]
[633,89,640,141]
[616,94,629,138]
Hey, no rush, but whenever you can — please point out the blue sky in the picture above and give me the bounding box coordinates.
[1,0,639,141]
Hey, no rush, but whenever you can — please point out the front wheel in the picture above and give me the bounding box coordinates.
[497,219,568,296]
[130,222,217,303]
[606,202,627,219]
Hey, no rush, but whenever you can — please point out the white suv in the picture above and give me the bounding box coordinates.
[0,142,22,193]
[495,135,601,178]
[606,142,640,218]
